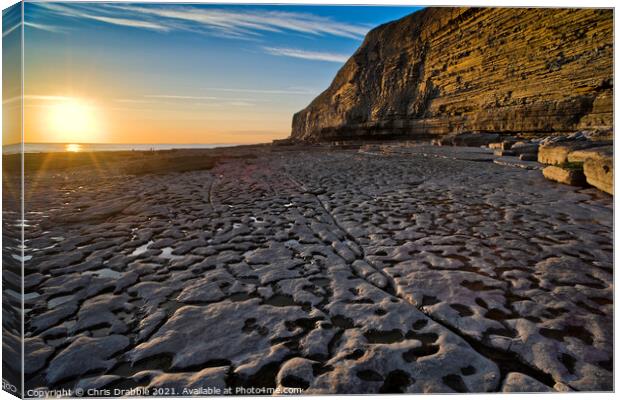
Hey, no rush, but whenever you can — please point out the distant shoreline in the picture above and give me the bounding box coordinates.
[1,142,254,155]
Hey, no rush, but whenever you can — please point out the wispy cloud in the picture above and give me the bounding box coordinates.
[4,21,68,37]
[2,22,20,38]
[85,15,170,31]
[145,95,219,101]
[36,3,370,40]
[262,47,349,63]
[25,22,65,34]
[204,87,319,95]
[227,101,255,107]
[117,5,370,39]
[26,95,74,101]
[38,3,170,32]
[115,95,256,108]
[3,95,76,105]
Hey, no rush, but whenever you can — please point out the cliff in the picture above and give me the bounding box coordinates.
[290,8,613,142]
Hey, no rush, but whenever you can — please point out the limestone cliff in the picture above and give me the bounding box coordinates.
[290,8,613,142]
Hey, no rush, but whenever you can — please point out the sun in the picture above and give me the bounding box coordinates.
[47,98,102,143]
[65,143,82,152]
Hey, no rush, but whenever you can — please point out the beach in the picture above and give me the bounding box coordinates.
[7,143,613,393]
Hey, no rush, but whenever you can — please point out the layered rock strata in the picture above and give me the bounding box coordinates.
[291,8,613,142]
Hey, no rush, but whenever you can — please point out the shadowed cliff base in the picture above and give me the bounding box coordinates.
[290,7,612,142]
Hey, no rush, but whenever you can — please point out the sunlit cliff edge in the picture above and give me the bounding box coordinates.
[289,7,613,142]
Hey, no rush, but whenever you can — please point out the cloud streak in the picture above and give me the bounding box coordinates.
[25,22,66,34]
[36,3,370,40]
[262,47,349,63]
[37,3,170,32]
[2,22,20,38]
[204,87,319,95]
[4,95,76,105]
[115,95,258,108]
[145,95,219,101]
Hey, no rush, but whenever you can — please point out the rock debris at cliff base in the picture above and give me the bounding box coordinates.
[17,146,612,394]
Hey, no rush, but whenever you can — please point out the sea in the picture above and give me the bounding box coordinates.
[2,143,240,154]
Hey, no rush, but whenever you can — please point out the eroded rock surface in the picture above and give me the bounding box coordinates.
[291,8,612,142]
[22,145,612,393]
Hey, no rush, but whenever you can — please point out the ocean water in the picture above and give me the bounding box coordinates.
[3,143,240,154]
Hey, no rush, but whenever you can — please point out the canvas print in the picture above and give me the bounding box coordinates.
[1,1,614,397]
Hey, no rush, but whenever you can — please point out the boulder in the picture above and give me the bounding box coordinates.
[489,140,517,150]
[567,145,613,163]
[538,142,599,165]
[511,142,539,155]
[542,166,586,186]
[584,155,613,195]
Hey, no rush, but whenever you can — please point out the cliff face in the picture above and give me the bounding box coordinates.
[290,8,613,142]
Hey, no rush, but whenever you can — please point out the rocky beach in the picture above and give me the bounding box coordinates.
[2,140,611,394]
[2,4,614,397]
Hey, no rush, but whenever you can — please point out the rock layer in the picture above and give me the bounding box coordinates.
[291,8,612,142]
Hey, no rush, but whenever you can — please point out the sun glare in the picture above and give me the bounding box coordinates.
[47,98,102,143]
[65,143,82,152]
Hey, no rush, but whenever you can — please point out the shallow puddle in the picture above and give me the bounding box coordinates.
[130,240,154,256]
[159,247,184,260]
[84,268,123,279]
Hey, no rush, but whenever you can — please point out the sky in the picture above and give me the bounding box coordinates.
[5,1,422,145]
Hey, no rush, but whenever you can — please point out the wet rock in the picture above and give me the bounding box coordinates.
[145,366,228,392]
[130,300,309,371]
[176,280,226,303]
[367,272,388,289]
[75,375,123,391]
[46,335,129,384]
[25,337,54,374]
[136,310,167,341]
[71,294,133,334]
[276,357,315,389]
[30,302,78,333]
[21,144,612,393]
[55,199,135,223]
[501,372,553,392]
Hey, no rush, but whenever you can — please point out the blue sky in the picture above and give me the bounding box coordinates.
[19,2,422,144]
